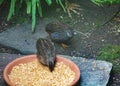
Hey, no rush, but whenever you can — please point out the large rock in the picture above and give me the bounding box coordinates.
[0,53,112,86]
[59,55,112,86]
[0,18,57,54]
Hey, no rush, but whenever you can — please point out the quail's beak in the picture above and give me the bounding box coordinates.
[49,61,55,72]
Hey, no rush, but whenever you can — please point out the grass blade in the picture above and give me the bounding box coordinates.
[58,0,66,12]
[0,0,3,5]
[7,0,16,21]
[45,0,52,5]
[32,0,37,32]
[56,0,59,4]
[37,0,42,17]
[26,0,31,14]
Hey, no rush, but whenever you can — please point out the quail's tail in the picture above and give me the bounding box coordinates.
[49,61,55,72]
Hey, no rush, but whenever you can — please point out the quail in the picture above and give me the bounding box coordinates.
[45,22,74,48]
[36,38,56,72]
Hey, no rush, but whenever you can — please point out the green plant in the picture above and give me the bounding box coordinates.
[91,0,120,6]
[1,0,65,32]
[97,45,120,60]
[0,0,3,5]
[56,0,66,12]
[97,45,120,73]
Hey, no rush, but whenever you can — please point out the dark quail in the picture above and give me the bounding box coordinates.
[45,22,74,46]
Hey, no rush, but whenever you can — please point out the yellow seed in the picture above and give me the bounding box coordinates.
[8,60,75,86]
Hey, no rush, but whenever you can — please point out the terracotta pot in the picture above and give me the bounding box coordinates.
[4,55,80,86]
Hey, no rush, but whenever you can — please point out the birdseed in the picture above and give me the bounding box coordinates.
[8,60,75,86]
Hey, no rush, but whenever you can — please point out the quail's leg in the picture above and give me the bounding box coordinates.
[61,43,68,49]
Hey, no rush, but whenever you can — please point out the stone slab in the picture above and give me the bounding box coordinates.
[0,53,112,86]
[0,18,57,54]
[59,55,112,86]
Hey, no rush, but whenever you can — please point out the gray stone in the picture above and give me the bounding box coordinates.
[0,53,112,86]
[59,55,112,86]
[0,18,57,54]
[0,53,21,85]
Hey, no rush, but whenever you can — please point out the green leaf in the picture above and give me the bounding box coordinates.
[32,0,37,32]
[7,0,16,21]
[37,0,42,17]
[0,0,3,5]
[91,0,103,6]
[91,0,120,5]
[26,1,31,14]
[56,0,59,4]
[57,0,66,12]
[45,0,52,5]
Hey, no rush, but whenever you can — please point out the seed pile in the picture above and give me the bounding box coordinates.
[8,60,75,86]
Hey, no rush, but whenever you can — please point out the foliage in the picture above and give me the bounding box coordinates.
[56,0,66,12]
[1,0,65,32]
[97,45,120,60]
[0,0,3,5]
[97,45,120,73]
[91,0,120,6]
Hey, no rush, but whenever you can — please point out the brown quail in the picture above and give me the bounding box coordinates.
[36,38,56,72]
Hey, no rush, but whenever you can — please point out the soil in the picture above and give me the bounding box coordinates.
[0,1,120,86]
